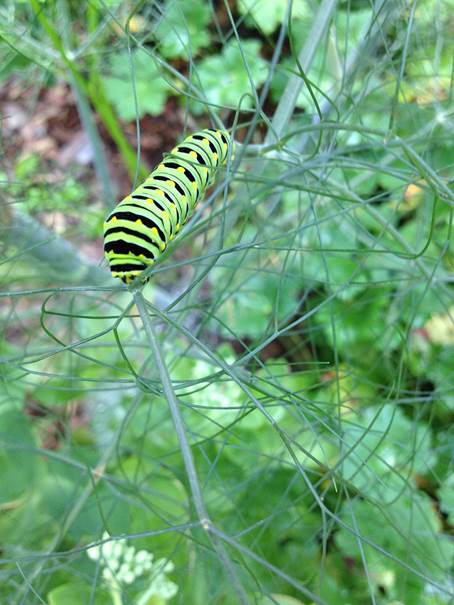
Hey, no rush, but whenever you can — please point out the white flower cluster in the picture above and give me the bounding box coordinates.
[87,532,178,602]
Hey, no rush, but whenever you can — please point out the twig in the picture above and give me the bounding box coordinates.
[133,288,251,605]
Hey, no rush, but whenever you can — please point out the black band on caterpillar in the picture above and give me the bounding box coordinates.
[103,129,233,284]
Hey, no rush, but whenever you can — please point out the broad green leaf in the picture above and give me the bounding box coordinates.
[231,468,322,583]
[177,354,248,435]
[191,40,268,113]
[437,474,454,525]
[238,0,310,35]
[335,491,453,601]
[314,291,399,356]
[14,154,40,179]
[315,364,377,415]
[271,9,373,110]
[32,377,85,406]
[213,265,301,339]
[258,595,306,605]
[154,0,211,59]
[48,583,111,605]
[104,49,169,121]
[341,404,435,501]
[0,408,41,503]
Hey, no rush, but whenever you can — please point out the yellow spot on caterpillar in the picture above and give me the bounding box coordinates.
[136,218,142,225]
[223,143,227,151]
[139,254,145,259]
[169,234,174,240]
[158,163,165,170]
[151,227,158,237]
[111,216,117,222]
[189,151,197,158]
[162,211,169,219]
[203,168,208,175]
[160,243,166,251]
[203,138,209,145]
[146,199,154,204]
[176,223,181,232]
[181,195,186,202]
[192,183,197,190]
[177,166,185,173]
[213,153,218,161]
[166,180,175,187]
[156,189,164,196]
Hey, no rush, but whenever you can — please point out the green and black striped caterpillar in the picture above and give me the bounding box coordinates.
[103,129,233,284]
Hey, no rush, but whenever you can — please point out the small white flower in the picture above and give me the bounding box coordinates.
[87,534,178,601]
[155,558,175,574]
[86,531,111,561]
[135,549,153,564]
[118,562,134,579]
[102,567,115,582]
[122,570,136,585]
[107,558,120,573]
[123,546,136,563]
[111,541,125,560]
[86,544,100,561]
[158,578,179,599]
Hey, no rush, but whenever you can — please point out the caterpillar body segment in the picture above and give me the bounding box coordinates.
[103,129,233,284]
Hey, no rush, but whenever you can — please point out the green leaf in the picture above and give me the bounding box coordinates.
[104,49,168,121]
[342,404,435,501]
[0,42,35,84]
[437,474,454,525]
[314,292,398,356]
[213,263,301,339]
[0,408,41,504]
[335,491,453,601]
[176,355,247,436]
[238,0,310,35]
[14,154,40,180]
[271,8,373,110]
[154,0,211,59]
[191,40,268,113]
[258,595,306,605]
[32,378,85,406]
[48,583,111,605]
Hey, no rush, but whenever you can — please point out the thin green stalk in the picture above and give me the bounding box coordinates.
[69,73,115,205]
[5,212,103,284]
[211,526,327,605]
[296,0,399,152]
[57,1,114,204]
[109,580,123,605]
[388,0,417,132]
[30,0,146,180]
[132,289,250,605]
[265,0,338,145]
[133,289,207,521]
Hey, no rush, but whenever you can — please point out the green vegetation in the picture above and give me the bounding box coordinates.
[0,0,453,604]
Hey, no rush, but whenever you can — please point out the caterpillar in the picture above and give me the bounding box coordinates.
[103,129,233,284]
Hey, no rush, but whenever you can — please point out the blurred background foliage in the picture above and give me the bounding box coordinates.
[0,0,453,604]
